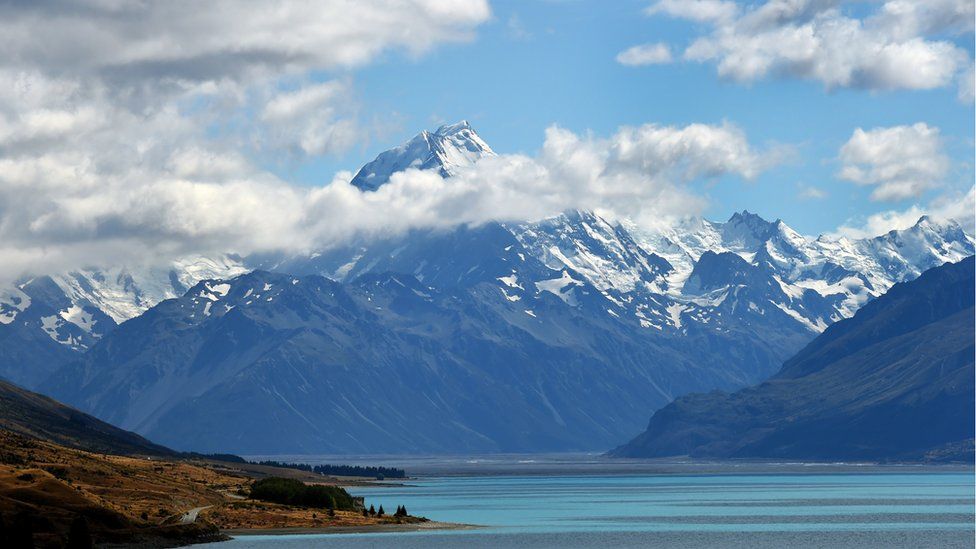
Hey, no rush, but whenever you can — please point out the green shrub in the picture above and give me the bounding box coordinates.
[249,477,356,510]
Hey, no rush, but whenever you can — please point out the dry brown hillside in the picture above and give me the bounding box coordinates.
[0,430,422,548]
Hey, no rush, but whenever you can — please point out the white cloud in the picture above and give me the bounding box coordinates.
[0,0,491,85]
[258,79,361,157]
[834,185,976,238]
[870,0,976,39]
[0,0,493,164]
[0,1,774,285]
[0,121,775,283]
[0,0,495,282]
[798,184,827,199]
[646,0,739,23]
[640,0,973,91]
[838,123,949,201]
[616,43,673,66]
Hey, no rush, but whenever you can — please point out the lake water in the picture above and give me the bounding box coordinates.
[204,461,975,548]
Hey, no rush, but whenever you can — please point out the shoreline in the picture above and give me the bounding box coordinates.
[223,520,482,536]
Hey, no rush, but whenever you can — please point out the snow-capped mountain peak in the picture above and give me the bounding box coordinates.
[721,210,781,251]
[350,120,495,191]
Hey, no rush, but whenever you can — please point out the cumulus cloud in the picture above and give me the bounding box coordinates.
[0,0,493,166]
[834,185,976,238]
[0,120,774,283]
[646,0,739,23]
[638,0,973,91]
[0,0,491,84]
[257,79,362,157]
[0,0,494,282]
[837,123,949,202]
[616,43,673,66]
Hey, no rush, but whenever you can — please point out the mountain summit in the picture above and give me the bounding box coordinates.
[350,120,495,191]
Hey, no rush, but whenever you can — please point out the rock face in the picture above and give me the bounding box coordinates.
[610,256,975,462]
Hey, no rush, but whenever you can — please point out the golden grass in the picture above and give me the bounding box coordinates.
[0,429,412,547]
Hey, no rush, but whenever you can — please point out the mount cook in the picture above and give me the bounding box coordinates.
[0,121,971,453]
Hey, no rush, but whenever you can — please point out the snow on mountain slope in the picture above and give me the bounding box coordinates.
[623,211,974,329]
[0,253,248,385]
[510,210,672,295]
[49,255,248,323]
[350,120,494,191]
[852,216,975,283]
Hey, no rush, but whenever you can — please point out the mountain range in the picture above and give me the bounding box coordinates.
[610,256,975,461]
[1,121,972,454]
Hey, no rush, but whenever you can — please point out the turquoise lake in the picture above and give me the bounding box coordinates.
[204,465,975,548]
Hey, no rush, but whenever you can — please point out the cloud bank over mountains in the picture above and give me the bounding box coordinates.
[0,114,773,283]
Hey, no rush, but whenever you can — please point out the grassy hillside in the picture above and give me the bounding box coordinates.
[0,429,422,547]
[0,378,173,456]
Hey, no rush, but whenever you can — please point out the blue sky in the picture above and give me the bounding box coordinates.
[280,0,974,236]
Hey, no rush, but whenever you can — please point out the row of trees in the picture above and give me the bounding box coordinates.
[361,504,409,518]
[252,460,406,479]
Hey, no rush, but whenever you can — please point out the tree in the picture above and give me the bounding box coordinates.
[362,508,368,518]
[377,505,385,517]
[368,504,376,516]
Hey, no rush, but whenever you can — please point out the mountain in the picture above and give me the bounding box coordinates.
[43,262,787,454]
[0,255,247,388]
[36,122,975,455]
[0,276,117,388]
[3,122,969,390]
[0,377,173,456]
[610,256,975,461]
[5,121,974,454]
[350,120,494,191]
